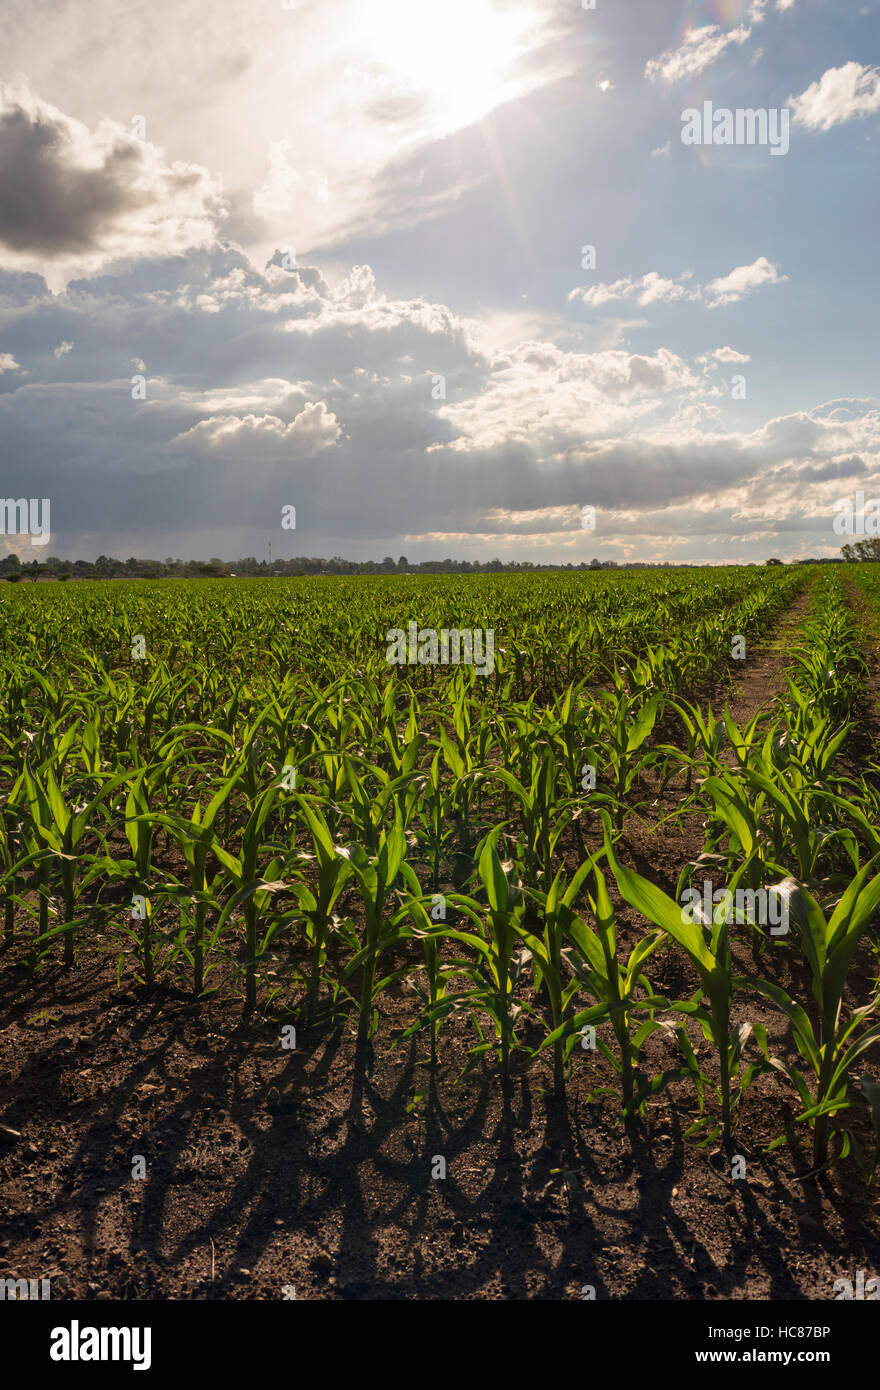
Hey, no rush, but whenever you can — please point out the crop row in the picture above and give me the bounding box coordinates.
[1,567,879,1175]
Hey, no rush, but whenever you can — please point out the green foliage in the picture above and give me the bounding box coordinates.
[1,565,878,1178]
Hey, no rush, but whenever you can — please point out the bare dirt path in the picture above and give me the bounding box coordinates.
[625,584,814,887]
[711,585,812,731]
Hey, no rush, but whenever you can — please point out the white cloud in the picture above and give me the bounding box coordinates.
[570,259,783,311]
[170,401,342,458]
[568,276,636,308]
[702,257,787,307]
[637,272,692,306]
[53,341,74,358]
[569,272,691,308]
[0,352,21,372]
[789,62,880,131]
[645,24,751,85]
[436,342,700,452]
[702,347,752,364]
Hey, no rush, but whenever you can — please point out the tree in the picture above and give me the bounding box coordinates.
[842,538,880,562]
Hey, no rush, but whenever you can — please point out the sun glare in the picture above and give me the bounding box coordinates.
[351,0,543,133]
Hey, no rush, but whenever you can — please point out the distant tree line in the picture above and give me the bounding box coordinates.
[0,552,850,581]
[0,553,677,579]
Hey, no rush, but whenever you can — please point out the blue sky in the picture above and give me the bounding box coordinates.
[0,0,878,563]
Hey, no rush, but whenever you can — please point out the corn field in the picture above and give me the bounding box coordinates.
[2,563,880,1178]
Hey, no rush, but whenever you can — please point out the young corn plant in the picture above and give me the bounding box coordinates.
[604,826,750,1150]
[18,764,128,967]
[517,858,597,1097]
[407,748,457,894]
[134,769,244,996]
[697,744,849,893]
[480,747,573,892]
[526,857,664,1105]
[428,828,531,1086]
[211,782,283,1013]
[545,678,593,795]
[392,861,467,1061]
[338,754,416,855]
[591,690,662,831]
[338,808,408,1040]
[285,794,352,1027]
[703,754,852,888]
[719,706,772,774]
[0,768,27,947]
[777,679,852,786]
[119,767,167,985]
[748,865,880,1170]
[435,711,480,871]
[660,700,725,795]
[377,684,424,780]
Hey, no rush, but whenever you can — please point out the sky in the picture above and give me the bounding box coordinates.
[0,0,878,565]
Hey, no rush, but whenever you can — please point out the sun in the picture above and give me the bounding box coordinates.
[350,0,543,134]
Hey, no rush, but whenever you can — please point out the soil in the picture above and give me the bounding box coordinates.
[1,585,879,1302]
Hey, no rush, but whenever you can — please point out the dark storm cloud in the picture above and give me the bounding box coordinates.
[0,87,225,273]
[0,100,143,253]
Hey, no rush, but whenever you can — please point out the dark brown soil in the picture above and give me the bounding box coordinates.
[1,957,878,1302]
[1,586,878,1302]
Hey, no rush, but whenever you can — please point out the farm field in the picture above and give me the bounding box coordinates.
[1,565,880,1301]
